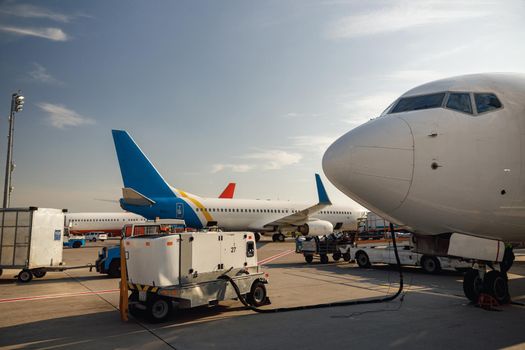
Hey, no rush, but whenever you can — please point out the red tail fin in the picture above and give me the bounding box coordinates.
[219,183,236,199]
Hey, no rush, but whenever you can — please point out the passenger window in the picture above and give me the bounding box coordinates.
[446,93,472,114]
[390,93,446,114]
[475,93,502,114]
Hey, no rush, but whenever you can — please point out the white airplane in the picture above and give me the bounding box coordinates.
[66,212,146,237]
[66,184,236,237]
[112,130,361,242]
[323,73,525,304]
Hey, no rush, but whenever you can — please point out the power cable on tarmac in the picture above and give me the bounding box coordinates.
[219,223,404,313]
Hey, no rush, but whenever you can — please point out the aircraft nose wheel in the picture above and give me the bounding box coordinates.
[463,269,510,305]
[483,270,510,304]
[463,269,484,302]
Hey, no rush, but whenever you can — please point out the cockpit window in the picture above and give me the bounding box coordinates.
[475,93,502,114]
[390,93,446,114]
[446,93,472,114]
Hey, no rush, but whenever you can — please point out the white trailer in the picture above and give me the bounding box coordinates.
[353,238,471,274]
[0,207,64,282]
[0,207,95,282]
[124,230,268,322]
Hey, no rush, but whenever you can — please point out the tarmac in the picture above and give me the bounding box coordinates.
[1,236,525,350]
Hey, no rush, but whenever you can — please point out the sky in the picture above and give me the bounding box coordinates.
[0,0,524,212]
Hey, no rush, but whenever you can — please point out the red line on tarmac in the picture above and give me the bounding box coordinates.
[258,249,294,265]
[2,251,296,303]
[0,289,120,303]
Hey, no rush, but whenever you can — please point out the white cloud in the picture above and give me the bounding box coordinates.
[28,63,63,85]
[327,1,490,39]
[243,150,302,170]
[211,164,255,174]
[37,103,95,129]
[211,149,302,173]
[0,4,72,23]
[0,26,68,41]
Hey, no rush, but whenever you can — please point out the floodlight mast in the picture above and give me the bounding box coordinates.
[3,91,24,208]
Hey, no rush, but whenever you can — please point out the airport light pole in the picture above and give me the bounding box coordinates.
[3,91,24,208]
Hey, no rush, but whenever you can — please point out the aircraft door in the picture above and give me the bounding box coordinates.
[176,203,184,219]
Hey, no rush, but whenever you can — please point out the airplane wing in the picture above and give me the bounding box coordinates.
[257,174,331,228]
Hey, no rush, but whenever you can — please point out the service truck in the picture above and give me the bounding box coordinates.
[123,224,268,322]
[353,236,471,274]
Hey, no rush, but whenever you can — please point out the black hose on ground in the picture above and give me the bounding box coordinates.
[219,223,404,313]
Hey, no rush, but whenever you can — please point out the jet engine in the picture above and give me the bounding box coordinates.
[298,220,333,236]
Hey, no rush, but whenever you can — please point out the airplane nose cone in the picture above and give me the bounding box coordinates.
[323,116,414,213]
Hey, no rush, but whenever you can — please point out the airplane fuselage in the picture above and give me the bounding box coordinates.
[67,212,146,236]
[122,193,358,232]
[323,73,525,241]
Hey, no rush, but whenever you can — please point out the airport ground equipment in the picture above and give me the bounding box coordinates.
[356,212,409,240]
[123,229,267,322]
[353,237,470,274]
[296,233,352,264]
[96,219,187,277]
[0,207,93,282]
[63,235,86,248]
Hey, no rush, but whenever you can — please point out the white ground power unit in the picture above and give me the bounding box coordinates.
[125,231,268,322]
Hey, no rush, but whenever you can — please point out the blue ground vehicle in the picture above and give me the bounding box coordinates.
[95,245,121,277]
[63,235,86,249]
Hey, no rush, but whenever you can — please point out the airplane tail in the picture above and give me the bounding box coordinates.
[315,173,332,205]
[112,130,175,200]
[219,183,236,199]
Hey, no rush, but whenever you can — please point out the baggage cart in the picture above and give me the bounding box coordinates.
[296,233,353,264]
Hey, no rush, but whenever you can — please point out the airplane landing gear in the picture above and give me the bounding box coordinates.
[272,233,285,242]
[463,246,514,305]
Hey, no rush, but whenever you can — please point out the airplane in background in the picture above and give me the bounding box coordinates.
[323,72,525,304]
[111,129,361,242]
[219,183,236,199]
[66,212,146,237]
[67,184,236,237]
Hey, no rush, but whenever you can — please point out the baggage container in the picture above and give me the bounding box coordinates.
[0,207,66,282]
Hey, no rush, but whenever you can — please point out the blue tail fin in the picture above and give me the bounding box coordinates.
[112,130,175,199]
[315,173,332,205]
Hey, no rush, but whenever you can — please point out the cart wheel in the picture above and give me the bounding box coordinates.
[333,252,342,261]
[147,294,172,323]
[129,291,145,318]
[108,259,121,278]
[72,241,81,248]
[356,251,371,268]
[277,233,285,242]
[421,256,441,274]
[320,254,329,264]
[18,269,33,283]
[32,269,47,278]
[342,252,351,262]
[254,232,261,242]
[304,255,313,264]
[248,281,267,307]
